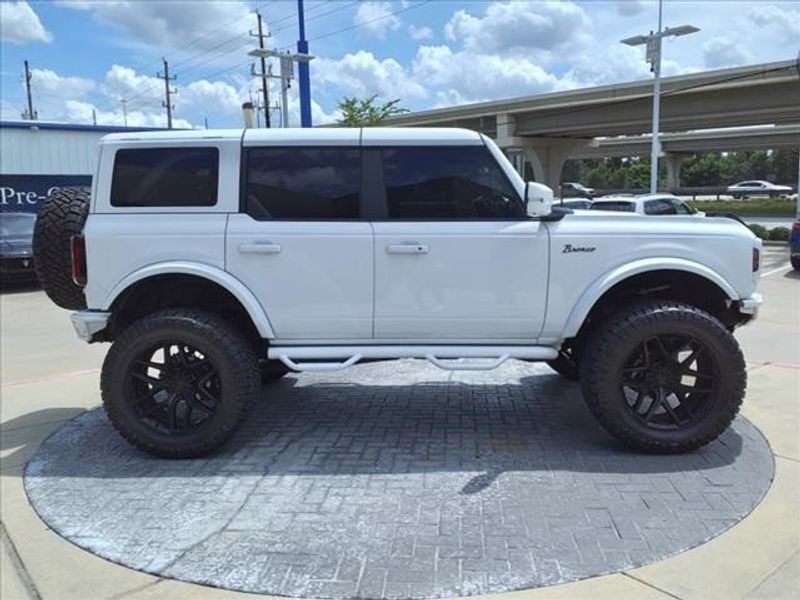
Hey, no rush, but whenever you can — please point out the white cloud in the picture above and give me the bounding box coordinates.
[62,99,192,129]
[616,1,646,17]
[702,37,752,69]
[748,4,800,42]
[32,68,95,100]
[0,2,52,44]
[314,50,426,101]
[354,2,402,39]
[444,1,589,57]
[180,79,243,114]
[103,65,164,106]
[59,1,253,51]
[408,24,433,41]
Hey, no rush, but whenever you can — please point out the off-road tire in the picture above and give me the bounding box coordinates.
[260,359,290,384]
[792,256,800,271]
[32,186,90,310]
[579,300,746,453]
[101,309,260,458]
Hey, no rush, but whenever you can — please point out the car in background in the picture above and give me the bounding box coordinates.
[589,194,701,216]
[0,212,37,282]
[791,221,800,271]
[727,180,793,199]
[561,182,596,198]
[560,198,593,210]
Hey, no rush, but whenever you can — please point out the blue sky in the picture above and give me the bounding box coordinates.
[1,1,798,128]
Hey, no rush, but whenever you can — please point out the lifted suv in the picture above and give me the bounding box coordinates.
[34,128,763,458]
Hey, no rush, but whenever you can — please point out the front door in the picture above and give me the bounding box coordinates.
[226,144,372,340]
[371,145,549,340]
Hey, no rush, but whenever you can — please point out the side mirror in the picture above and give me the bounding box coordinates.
[525,182,554,217]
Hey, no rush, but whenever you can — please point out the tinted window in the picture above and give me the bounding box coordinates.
[1,214,35,237]
[111,148,218,207]
[245,147,361,220]
[381,147,523,219]
[590,201,635,212]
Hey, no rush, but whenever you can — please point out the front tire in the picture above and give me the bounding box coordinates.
[792,256,800,271]
[101,309,259,458]
[579,301,745,453]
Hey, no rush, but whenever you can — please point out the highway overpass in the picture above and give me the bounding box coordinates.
[385,60,800,191]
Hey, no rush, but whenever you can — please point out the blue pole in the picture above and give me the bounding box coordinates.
[297,0,312,127]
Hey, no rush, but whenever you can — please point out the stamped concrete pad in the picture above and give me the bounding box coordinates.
[25,360,773,599]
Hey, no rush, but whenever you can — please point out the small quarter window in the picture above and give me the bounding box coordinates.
[245,147,361,220]
[111,147,218,207]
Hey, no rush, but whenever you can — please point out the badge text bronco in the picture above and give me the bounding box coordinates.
[563,243,596,254]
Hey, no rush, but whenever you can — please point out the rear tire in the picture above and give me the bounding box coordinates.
[579,301,745,454]
[32,187,90,310]
[792,256,800,271]
[101,309,259,458]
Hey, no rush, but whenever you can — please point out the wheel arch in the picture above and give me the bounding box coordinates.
[102,262,275,340]
[562,258,739,339]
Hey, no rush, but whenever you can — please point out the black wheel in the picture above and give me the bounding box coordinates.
[791,256,800,271]
[260,359,290,384]
[546,344,580,380]
[580,301,745,453]
[101,309,259,458]
[32,187,90,310]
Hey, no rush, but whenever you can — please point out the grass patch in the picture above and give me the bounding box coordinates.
[689,197,796,216]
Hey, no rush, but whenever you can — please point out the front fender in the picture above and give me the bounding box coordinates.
[102,261,276,339]
[561,257,738,338]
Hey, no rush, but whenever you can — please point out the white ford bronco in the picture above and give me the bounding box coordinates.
[33,128,763,458]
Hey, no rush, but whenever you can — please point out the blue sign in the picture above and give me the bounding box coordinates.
[0,175,92,213]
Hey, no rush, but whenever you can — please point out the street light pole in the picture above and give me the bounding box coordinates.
[622,0,699,194]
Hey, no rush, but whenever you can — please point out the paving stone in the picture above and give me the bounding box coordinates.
[24,360,773,599]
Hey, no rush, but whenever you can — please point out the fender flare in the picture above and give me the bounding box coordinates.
[102,261,276,339]
[561,257,738,338]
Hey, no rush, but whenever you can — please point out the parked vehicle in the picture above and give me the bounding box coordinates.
[589,194,701,216]
[727,180,793,199]
[0,212,37,282]
[560,198,593,210]
[791,221,800,271]
[561,182,595,198]
[33,128,763,459]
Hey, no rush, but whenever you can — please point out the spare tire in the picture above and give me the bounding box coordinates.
[33,187,90,310]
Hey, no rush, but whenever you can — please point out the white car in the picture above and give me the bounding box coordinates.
[589,194,701,216]
[32,128,762,459]
[560,198,593,210]
[727,180,793,199]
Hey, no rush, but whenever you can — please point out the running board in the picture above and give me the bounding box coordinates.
[267,345,559,373]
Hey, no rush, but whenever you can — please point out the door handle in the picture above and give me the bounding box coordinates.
[386,243,429,255]
[239,242,282,254]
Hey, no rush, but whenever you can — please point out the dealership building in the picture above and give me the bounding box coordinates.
[0,121,164,214]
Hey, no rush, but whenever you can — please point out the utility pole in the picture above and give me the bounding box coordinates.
[120,98,128,127]
[92,108,97,126]
[621,0,699,193]
[248,48,314,128]
[157,58,177,129]
[296,0,312,127]
[251,10,271,127]
[22,60,37,120]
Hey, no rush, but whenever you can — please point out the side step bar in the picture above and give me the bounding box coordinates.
[267,345,559,373]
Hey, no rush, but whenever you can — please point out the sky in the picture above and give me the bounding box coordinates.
[0,1,798,129]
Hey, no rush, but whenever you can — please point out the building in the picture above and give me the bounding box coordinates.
[0,121,165,213]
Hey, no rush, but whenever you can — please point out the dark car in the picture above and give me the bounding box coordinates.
[1,212,37,282]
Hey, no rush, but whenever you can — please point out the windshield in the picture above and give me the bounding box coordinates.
[0,214,36,237]
[590,201,635,212]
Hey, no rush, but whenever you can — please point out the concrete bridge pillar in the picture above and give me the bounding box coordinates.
[495,113,597,194]
[664,152,693,192]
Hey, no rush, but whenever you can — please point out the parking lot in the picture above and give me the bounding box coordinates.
[1,245,798,600]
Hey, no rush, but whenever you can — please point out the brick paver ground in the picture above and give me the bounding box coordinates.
[24,360,773,599]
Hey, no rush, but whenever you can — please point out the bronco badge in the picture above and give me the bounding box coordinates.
[563,243,596,254]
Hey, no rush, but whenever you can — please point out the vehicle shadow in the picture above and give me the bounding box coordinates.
[1,407,86,474]
[0,279,40,295]
[23,372,749,490]
[783,269,799,280]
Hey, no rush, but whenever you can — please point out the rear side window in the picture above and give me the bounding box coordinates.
[245,147,361,220]
[111,147,218,207]
[591,201,635,212]
[380,147,523,220]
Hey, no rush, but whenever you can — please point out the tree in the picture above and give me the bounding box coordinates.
[337,95,408,126]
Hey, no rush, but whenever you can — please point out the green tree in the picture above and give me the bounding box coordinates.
[337,95,409,126]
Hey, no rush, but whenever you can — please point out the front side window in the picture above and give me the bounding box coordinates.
[111,147,218,207]
[381,147,523,219]
[644,199,678,215]
[245,147,361,220]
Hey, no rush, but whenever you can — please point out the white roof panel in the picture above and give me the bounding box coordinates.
[100,129,244,143]
[361,127,483,146]
[244,128,360,146]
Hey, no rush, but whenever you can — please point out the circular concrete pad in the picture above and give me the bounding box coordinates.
[26,361,773,599]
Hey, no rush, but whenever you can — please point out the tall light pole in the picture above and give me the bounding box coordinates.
[622,0,699,193]
[296,0,312,127]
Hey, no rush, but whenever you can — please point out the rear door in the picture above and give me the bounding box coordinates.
[226,131,373,340]
[368,142,549,341]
